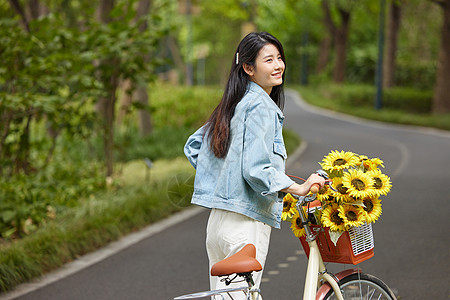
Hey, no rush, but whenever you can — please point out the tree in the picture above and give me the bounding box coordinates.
[321,0,353,83]
[2,0,169,178]
[134,0,153,136]
[91,0,168,176]
[0,15,100,176]
[431,0,450,113]
[95,0,117,177]
[118,0,153,136]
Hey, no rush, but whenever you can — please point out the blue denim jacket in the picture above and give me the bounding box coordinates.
[184,82,294,228]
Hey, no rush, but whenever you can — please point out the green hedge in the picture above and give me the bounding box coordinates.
[294,83,450,131]
[324,84,433,113]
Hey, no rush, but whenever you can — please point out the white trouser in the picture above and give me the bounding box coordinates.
[206,209,271,300]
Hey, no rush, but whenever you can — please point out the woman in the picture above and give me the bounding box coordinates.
[184,32,324,297]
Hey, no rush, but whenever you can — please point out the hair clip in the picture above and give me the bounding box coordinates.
[236,52,239,65]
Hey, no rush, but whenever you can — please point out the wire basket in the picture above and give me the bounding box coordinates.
[299,222,375,265]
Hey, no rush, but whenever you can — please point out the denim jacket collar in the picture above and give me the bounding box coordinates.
[247,81,285,121]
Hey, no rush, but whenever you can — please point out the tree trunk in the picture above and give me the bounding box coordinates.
[104,87,117,177]
[135,86,152,135]
[14,113,33,174]
[333,8,350,83]
[98,70,119,177]
[135,0,153,135]
[96,0,114,23]
[0,110,13,175]
[117,79,133,124]
[96,0,116,177]
[167,36,187,82]
[321,0,351,83]
[432,0,450,114]
[117,0,153,135]
[316,35,332,74]
[27,0,41,20]
[383,1,401,88]
[8,0,30,32]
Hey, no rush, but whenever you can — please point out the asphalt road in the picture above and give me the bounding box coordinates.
[3,89,450,300]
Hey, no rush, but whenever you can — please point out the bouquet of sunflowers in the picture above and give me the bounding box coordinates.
[283,150,392,240]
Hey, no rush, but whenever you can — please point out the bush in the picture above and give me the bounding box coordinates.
[0,159,104,239]
[324,84,432,113]
[149,83,222,129]
[114,126,197,162]
[294,83,450,131]
[395,62,436,89]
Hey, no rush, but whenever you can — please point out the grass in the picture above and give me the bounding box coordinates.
[292,83,450,131]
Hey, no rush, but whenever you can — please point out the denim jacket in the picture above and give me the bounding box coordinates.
[184,82,294,228]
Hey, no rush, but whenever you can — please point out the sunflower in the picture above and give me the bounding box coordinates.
[331,176,351,202]
[338,204,365,228]
[362,157,385,172]
[282,193,298,221]
[357,154,368,165]
[361,197,382,223]
[290,210,306,237]
[342,169,375,199]
[367,169,392,196]
[321,203,346,232]
[315,184,332,202]
[320,150,360,172]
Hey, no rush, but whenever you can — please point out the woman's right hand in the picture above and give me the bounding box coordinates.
[282,173,325,196]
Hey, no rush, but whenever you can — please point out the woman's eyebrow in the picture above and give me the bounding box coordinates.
[262,53,279,59]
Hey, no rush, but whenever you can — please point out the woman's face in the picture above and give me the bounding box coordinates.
[244,43,285,95]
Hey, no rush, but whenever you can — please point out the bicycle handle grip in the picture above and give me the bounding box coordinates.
[310,183,320,194]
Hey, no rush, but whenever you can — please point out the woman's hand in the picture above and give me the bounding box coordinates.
[282,173,325,196]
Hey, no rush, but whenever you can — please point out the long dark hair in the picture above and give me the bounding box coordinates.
[204,32,286,158]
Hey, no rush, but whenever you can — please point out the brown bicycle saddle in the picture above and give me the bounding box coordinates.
[210,244,263,276]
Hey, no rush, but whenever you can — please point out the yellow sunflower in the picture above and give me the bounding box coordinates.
[342,169,376,199]
[314,184,332,202]
[290,210,306,237]
[331,176,351,202]
[367,169,392,196]
[338,204,365,228]
[321,203,346,232]
[282,193,298,221]
[361,197,382,223]
[362,157,385,172]
[357,154,368,165]
[320,150,360,172]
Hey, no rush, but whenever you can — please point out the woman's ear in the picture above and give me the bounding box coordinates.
[243,63,254,76]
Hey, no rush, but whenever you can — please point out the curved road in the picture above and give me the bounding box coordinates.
[3,89,449,300]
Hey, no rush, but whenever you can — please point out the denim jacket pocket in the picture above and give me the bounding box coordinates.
[273,140,287,159]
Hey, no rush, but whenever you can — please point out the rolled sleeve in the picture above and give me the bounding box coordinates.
[184,126,205,169]
[242,103,294,196]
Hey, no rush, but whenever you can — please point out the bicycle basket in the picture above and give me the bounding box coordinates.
[299,222,374,265]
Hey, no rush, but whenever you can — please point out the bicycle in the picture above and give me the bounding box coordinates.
[174,171,397,300]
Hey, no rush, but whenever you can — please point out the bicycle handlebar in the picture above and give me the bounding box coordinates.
[310,183,320,194]
[290,170,337,204]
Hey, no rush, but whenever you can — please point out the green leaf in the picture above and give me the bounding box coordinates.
[1,210,15,223]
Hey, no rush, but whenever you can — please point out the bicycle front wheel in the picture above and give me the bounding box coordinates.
[322,272,396,300]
